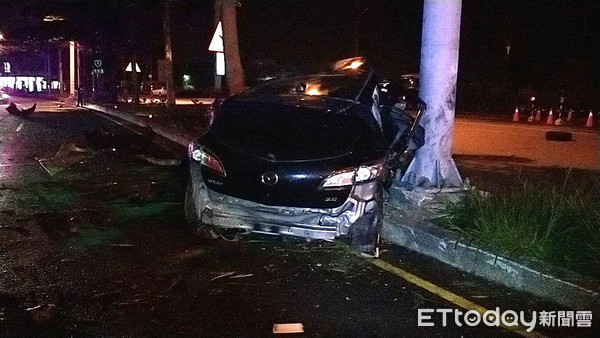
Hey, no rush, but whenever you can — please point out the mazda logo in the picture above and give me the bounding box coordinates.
[261,172,279,186]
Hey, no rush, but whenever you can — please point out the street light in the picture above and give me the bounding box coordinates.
[354,8,370,55]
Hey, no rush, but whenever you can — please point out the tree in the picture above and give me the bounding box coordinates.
[220,0,245,95]
[164,0,175,108]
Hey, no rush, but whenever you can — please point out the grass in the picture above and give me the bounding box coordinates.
[435,175,600,279]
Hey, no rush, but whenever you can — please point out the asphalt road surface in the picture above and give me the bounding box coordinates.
[453,118,599,170]
[0,98,597,336]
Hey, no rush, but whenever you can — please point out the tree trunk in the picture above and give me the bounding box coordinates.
[401,0,463,188]
[221,0,245,95]
[214,0,223,93]
[164,0,176,108]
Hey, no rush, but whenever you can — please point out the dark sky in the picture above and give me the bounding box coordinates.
[1,0,599,94]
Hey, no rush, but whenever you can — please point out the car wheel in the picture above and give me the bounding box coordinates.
[546,131,572,142]
[184,180,219,239]
[350,189,383,254]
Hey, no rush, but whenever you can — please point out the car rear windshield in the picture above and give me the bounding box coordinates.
[246,74,366,101]
[212,106,366,161]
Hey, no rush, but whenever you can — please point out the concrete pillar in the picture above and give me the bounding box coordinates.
[401,0,463,188]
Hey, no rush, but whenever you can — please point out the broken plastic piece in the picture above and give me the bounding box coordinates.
[273,323,304,334]
[6,102,36,118]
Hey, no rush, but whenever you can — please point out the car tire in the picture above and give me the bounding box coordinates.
[350,189,383,254]
[184,180,219,239]
[545,131,572,142]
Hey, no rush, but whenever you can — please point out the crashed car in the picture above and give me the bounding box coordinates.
[185,57,424,253]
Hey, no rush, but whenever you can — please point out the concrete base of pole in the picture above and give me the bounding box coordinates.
[400,155,462,188]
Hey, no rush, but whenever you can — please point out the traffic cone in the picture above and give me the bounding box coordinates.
[546,109,554,125]
[512,107,520,122]
[535,108,541,122]
[567,109,573,122]
[586,110,594,128]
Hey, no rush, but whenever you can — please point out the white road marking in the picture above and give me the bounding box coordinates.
[15,122,24,132]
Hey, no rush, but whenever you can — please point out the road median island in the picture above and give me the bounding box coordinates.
[383,184,600,311]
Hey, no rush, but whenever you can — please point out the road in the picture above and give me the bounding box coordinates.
[453,118,599,170]
[0,98,596,336]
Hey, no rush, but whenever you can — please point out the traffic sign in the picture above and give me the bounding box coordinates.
[208,21,223,52]
[125,62,141,73]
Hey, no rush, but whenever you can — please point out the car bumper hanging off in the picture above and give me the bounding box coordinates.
[189,163,378,241]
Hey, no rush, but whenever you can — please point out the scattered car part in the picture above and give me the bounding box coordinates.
[6,102,36,118]
[545,131,572,142]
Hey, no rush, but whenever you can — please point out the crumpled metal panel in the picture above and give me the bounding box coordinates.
[189,162,378,240]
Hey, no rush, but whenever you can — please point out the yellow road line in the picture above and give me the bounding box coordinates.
[369,258,545,337]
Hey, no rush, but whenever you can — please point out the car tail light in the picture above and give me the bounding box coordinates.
[321,170,355,188]
[188,142,226,176]
[320,160,385,189]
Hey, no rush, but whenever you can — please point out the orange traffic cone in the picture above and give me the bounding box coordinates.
[535,108,541,122]
[567,109,573,122]
[586,110,594,128]
[512,107,520,122]
[546,109,554,125]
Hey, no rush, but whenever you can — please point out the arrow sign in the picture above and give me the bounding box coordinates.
[125,62,141,73]
[208,21,223,52]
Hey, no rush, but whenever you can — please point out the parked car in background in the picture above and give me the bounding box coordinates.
[0,89,9,104]
[185,57,425,254]
[151,86,166,96]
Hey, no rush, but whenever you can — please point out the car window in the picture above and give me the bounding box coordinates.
[246,74,367,101]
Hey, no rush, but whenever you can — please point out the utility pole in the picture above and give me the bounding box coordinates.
[221,0,245,95]
[164,0,175,108]
[401,0,463,187]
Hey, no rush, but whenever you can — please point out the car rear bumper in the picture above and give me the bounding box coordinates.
[188,162,379,241]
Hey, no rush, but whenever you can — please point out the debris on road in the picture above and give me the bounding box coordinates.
[6,102,36,118]
[0,183,19,191]
[136,154,182,166]
[109,243,135,247]
[230,274,254,279]
[167,276,182,290]
[91,290,122,299]
[273,323,304,334]
[36,141,93,176]
[24,305,42,312]
[209,272,236,281]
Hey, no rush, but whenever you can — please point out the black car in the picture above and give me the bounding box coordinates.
[185,58,424,253]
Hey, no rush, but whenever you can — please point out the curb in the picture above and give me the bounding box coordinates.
[383,193,600,311]
[84,102,600,311]
[86,103,194,147]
